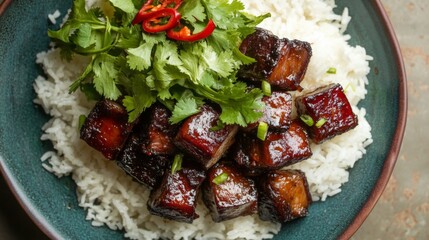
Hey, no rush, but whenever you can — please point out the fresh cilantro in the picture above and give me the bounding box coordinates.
[170,98,200,124]
[48,0,270,126]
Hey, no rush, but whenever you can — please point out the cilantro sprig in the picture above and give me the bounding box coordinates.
[48,0,270,126]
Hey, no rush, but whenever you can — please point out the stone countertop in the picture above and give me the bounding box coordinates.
[353,1,429,239]
[0,0,427,239]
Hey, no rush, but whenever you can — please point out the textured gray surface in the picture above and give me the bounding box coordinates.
[0,1,425,239]
[353,1,429,239]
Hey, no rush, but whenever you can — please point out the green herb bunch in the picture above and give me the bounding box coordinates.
[48,0,270,126]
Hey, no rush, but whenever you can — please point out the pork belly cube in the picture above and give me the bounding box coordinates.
[202,161,257,222]
[239,28,284,81]
[80,99,134,160]
[233,121,312,175]
[147,163,206,223]
[295,83,358,143]
[141,103,178,156]
[244,91,293,131]
[258,169,312,223]
[117,123,171,188]
[267,39,312,91]
[175,105,238,169]
[238,28,312,91]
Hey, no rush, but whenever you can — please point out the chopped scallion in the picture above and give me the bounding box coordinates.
[315,118,327,128]
[300,115,314,127]
[261,80,271,96]
[78,115,87,131]
[171,154,183,174]
[257,121,269,141]
[327,67,337,74]
[212,172,229,185]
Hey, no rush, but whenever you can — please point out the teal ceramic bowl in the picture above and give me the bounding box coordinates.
[0,0,407,239]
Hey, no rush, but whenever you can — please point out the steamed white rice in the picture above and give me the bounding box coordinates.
[33,0,373,239]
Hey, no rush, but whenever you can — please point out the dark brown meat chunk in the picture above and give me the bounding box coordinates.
[147,162,206,223]
[295,83,358,143]
[202,161,257,222]
[141,103,178,156]
[244,91,293,131]
[80,99,134,160]
[267,39,312,91]
[239,28,285,81]
[239,28,312,91]
[116,121,171,189]
[175,105,238,169]
[233,121,312,175]
[258,169,312,223]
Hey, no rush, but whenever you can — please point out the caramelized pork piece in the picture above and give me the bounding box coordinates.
[141,103,178,156]
[296,83,358,143]
[202,161,257,222]
[244,91,293,131]
[258,169,312,223]
[147,162,206,223]
[80,99,134,160]
[239,28,312,91]
[233,121,312,175]
[239,28,284,81]
[117,122,171,189]
[175,105,238,169]
[267,39,312,91]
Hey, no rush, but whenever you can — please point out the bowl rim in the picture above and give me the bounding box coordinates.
[0,0,408,239]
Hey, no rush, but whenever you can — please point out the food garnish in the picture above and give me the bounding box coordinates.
[48,0,270,127]
[212,172,229,185]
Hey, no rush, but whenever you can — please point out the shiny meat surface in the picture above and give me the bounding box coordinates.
[238,28,312,91]
[244,91,293,131]
[117,119,171,189]
[141,103,178,156]
[238,28,284,81]
[202,161,257,222]
[258,169,312,223]
[80,100,134,160]
[296,83,358,143]
[175,105,238,169]
[268,39,312,91]
[147,164,206,223]
[233,121,312,175]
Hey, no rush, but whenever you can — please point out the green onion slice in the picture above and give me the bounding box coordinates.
[171,154,183,174]
[315,118,327,128]
[78,115,87,131]
[300,115,314,127]
[327,67,337,74]
[212,172,229,185]
[257,121,269,141]
[261,80,271,96]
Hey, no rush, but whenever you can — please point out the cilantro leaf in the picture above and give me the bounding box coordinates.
[92,53,121,100]
[126,42,155,71]
[180,0,206,23]
[109,0,136,13]
[170,97,200,124]
[123,77,157,122]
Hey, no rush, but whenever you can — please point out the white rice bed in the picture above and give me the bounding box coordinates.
[34,0,373,239]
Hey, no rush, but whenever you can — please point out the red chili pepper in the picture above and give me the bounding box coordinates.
[166,19,216,42]
[142,8,181,33]
[132,0,183,25]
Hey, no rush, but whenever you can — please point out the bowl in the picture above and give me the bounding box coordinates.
[0,0,407,239]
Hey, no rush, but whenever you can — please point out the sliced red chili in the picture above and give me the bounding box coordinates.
[166,19,216,42]
[132,0,183,25]
[142,8,181,33]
